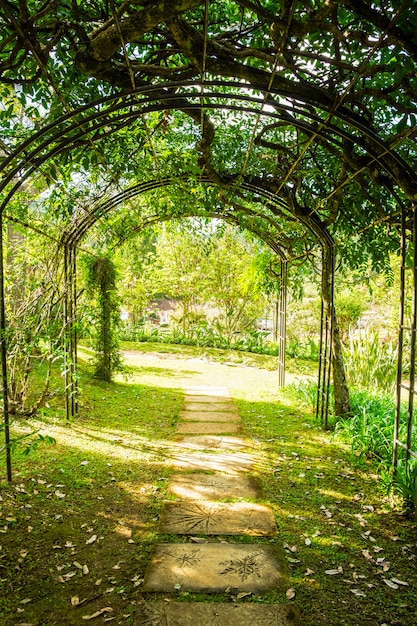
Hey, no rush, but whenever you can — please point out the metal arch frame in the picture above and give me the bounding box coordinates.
[393,204,417,476]
[58,175,332,424]
[59,179,294,423]
[0,80,416,205]
[0,79,413,481]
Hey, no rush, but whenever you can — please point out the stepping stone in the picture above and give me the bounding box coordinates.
[184,386,229,397]
[184,402,238,412]
[174,435,249,451]
[184,395,233,403]
[180,410,240,422]
[142,543,286,593]
[176,421,241,434]
[158,501,277,536]
[168,451,253,473]
[136,601,301,626]
[167,474,262,500]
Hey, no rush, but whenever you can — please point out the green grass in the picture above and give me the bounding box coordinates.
[1,343,416,625]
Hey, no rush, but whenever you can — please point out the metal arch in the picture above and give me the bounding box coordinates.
[1,78,409,477]
[61,176,293,248]
[60,175,334,415]
[0,81,416,206]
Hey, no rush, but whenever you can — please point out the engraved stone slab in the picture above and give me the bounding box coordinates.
[159,501,277,536]
[136,601,301,626]
[184,402,238,413]
[174,436,249,451]
[168,452,253,473]
[167,474,262,500]
[181,410,240,422]
[176,421,241,434]
[142,543,286,593]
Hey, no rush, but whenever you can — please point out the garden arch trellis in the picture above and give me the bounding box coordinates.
[0,74,415,482]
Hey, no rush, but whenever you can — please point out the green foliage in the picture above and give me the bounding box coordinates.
[3,227,64,416]
[0,421,56,457]
[334,391,396,463]
[119,321,278,356]
[390,459,417,515]
[343,331,397,393]
[285,379,319,414]
[82,254,121,382]
[334,292,365,340]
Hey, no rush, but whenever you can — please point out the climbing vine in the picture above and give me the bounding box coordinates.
[83,255,121,382]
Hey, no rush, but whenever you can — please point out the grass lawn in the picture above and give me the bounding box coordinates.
[0,343,416,625]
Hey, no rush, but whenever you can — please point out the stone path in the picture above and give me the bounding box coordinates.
[138,386,301,625]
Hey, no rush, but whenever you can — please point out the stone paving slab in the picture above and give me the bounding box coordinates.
[184,402,238,413]
[180,410,240,422]
[136,601,301,625]
[184,386,229,397]
[168,451,253,473]
[173,435,249,451]
[142,543,286,593]
[176,421,241,434]
[158,501,277,536]
[167,474,263,500]
[184,395,233,404]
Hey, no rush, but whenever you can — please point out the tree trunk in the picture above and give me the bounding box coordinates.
[321,245,351,417]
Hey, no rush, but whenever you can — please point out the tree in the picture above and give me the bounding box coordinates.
[203,228,265,343]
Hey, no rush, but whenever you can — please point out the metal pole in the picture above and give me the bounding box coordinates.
[0,213,12,481]
[406,205,417,460]
[278,260,287,387]
[393,207,407,472]
[64,245,71,421]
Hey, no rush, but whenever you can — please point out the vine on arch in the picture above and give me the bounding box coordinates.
[83,255,121,382]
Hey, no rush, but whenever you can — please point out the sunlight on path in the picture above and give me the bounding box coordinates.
[138,385,301,625]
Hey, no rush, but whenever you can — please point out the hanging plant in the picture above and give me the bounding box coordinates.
[83,255,121,381]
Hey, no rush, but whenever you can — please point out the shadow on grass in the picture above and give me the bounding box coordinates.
[2,358,417,626]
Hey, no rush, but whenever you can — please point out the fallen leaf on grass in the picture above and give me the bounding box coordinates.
[391,577,409,586]
[286,588,296,600]
[71,596,80,606]
[325,567,343,575]
[383,579,399,589]
[86,535,97,545]
[19,599,32,605]
[236,592,251,599]
[83,565,89,575]
[350,589,366,597]
[82,608,113,620]
[286,557,301,564]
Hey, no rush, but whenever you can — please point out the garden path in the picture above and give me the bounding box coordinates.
[137,385,301,625]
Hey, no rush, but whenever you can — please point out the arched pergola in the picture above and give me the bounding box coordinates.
[1,1,417,484]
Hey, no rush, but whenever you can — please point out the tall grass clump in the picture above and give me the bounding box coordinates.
[343,330,397,394]
[334,390,396,463]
